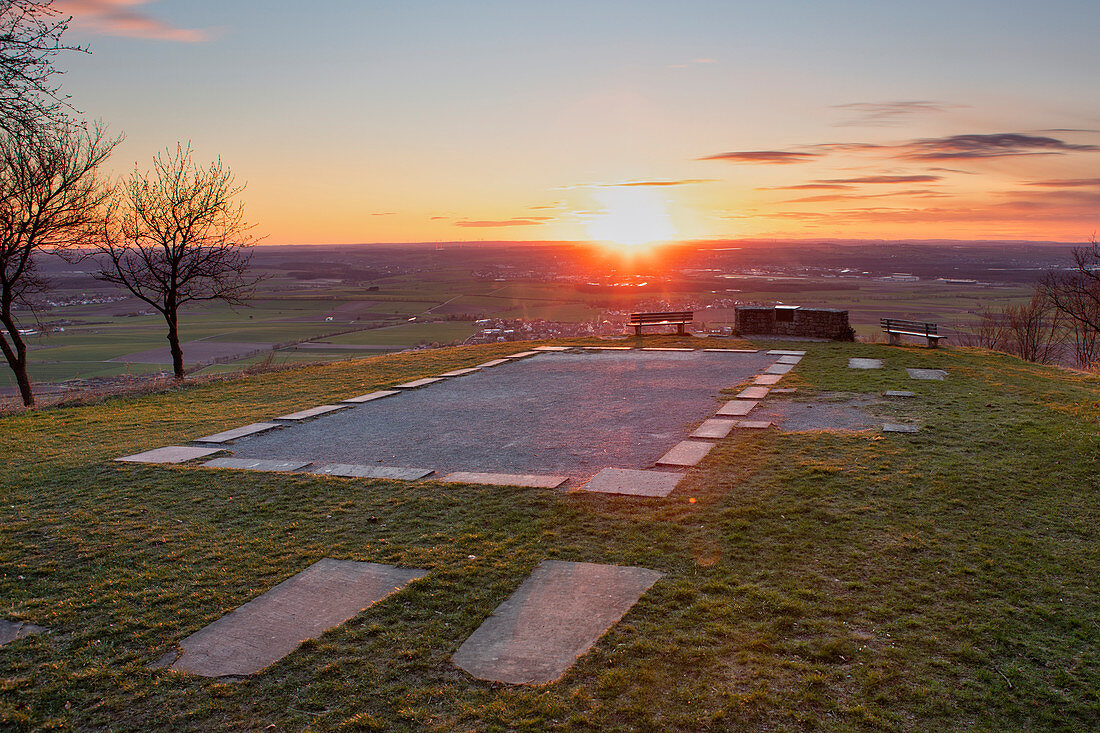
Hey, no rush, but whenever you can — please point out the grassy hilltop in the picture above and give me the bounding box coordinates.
[0,338,1097,731]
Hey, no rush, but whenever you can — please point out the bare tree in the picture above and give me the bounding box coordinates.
[1040,240,1100,369]
[1002,291,1063,364]
[94,144,260,379]
[0,0,80,135]
[0,123,117,406]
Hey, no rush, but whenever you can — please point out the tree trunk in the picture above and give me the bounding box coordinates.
[166,313,185,379]
[0,321,34,407]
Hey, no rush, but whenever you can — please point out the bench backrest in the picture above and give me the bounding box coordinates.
[629,311,693,324]
[880,318,937,335]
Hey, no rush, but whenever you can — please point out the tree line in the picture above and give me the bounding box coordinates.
[0,0,258,407]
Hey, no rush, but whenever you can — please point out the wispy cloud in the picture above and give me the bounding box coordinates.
[817,174,943,184]
[782,189,948,203]
[370,212,396,216]
[454,218,550,228]
[898,133,1098,160]
[56,0,211,42]
[603,179,716,187]
[1024,178,1100,188]
[758,183,853,191]
[699,150,820,164]
[832,100,962,127]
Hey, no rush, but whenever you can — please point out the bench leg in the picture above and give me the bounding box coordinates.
[677,324,685,335]
[888,332,901,346]
[927,337,938,349]
[632,325,641,336]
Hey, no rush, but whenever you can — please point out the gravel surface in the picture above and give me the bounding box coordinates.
[225,350,773,479]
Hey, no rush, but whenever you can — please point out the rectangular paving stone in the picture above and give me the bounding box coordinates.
[441,472,568,488]
[452,560,663,685]
[737,386,770,400]
[716,400,758,416]
[656,440,715,467]
[754,374,783,385]
[310,464,434,480]
[169,559,426,677]
[193,423,282,444]
[883,423,919,433]
[203,457,312,472]
[533,345,572,351]
[767,350,806,356]
[776,355,803,364]
[703,348,758,352]
[691,419,737,439]
[849,358,884,369]
[771,388,797,394]
[580,468,684,497]
[588,346,632,350]
[505,351,540,358]
[274,404,349,421]
[393,377,445,389]
[885,390,916,397]
[907,368,947,380]
[438,367,481,377]
[735,420,773,429]
[641,347,694,351]
[116,445,224,464]
[342,389,401,403]
[476,358,511,367]
[765,363,794,375]
[0,620,46,646]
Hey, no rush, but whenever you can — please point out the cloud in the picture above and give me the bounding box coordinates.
[817,175,943,184]
[604,179,717,187]
[757,183,854,191]
[56,0,211,42]
[781,189,949,203]
[429,216,449,220]
[454,218,550,228]
[699,151,820,164]
[832,100,963,127]
[1024,178,1100,188]
[370,212,396,216]
[899,133,1098,160]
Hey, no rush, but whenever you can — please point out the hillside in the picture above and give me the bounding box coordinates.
[0,338,1097,731]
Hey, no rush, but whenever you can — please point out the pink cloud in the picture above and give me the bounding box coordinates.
[56,0,211,42]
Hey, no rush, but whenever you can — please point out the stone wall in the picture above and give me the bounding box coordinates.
[735,306,853,340]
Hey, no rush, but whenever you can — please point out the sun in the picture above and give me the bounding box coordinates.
[586,187,677,250]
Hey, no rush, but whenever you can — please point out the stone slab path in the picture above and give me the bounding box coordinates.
[0,620,45,646]
[907,368,947,380]
[885,390,916,398]
[342,390,400,404]
[849,358,883,369]
[716,400,758,417]
[441,472,568,488]
[275,405,349,421]
[767,350,806,356]
[735,420,773,429]
[704,348,758,353]
[533,345,571,351]
[641,347,694,351]
[754,374,783,385]
[580,468,683,497]
[505,351,540,358]
[193,423,282,444]
[476,358,511,368]
[765,363,794,375]
[776,355,803,364]
[169,559,426,677]
[452,560,662,685]
[116,446,224,464]
[204,457,312,472]
[883,423,919,433]
[656,440,714,467]
[438,368,481,377]
[737,386,770,400]
[691,419,737,439]
[394,377,445,389]
[310,464,433,480]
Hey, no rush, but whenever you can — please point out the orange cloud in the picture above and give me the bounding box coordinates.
[699,150,820,164]
[56,0,210,42]
[454,218,550,227]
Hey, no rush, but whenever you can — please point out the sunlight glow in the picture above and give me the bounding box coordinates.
[586,187,678,250]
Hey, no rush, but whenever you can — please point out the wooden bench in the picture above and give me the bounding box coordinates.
[880,318,944,348]
[628,311,693,336]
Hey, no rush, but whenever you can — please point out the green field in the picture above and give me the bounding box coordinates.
[1,337,1097,730]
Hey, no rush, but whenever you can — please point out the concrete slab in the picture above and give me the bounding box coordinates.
[452,560,663,685]
[656,440,715,467]
[505,351,541,358]
[203,457,312,472]
[885,390,916,398]
[691,419,737,439]
[393,377,445,389]
[703,348,758,353]
[438,368,481,377]
[116,445,224,464]
[907,368,947,380]
[580,468,683,497]
[641,347,694,352]
[342,390,401,404]
[274,405,349,421]
[737,386,770,400]
[533,346,572,351]
[883,423,919,433]
[767,350,806,356]
[735,420,773,429]
[716,400,758,417]
[771,388,797,394]
[169,559,426,677]
[441,472,568,488]
[754,374,783,385]
[193,423,282,444]
[587,346,632,350]
[0,620,46,646]
[476,358,511,367]
[849,358,884,370]
[310,464,434,480]
[765,363,794,375]
[776,355,803,364]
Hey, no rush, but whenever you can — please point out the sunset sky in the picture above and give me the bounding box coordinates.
[54,0,1100,245]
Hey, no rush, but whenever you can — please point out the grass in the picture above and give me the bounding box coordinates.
[1,337,1098,730]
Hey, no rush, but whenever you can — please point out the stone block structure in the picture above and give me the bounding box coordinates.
[735,305,853,340]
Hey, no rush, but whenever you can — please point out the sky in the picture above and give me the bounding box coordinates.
[52,0,1100,246]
